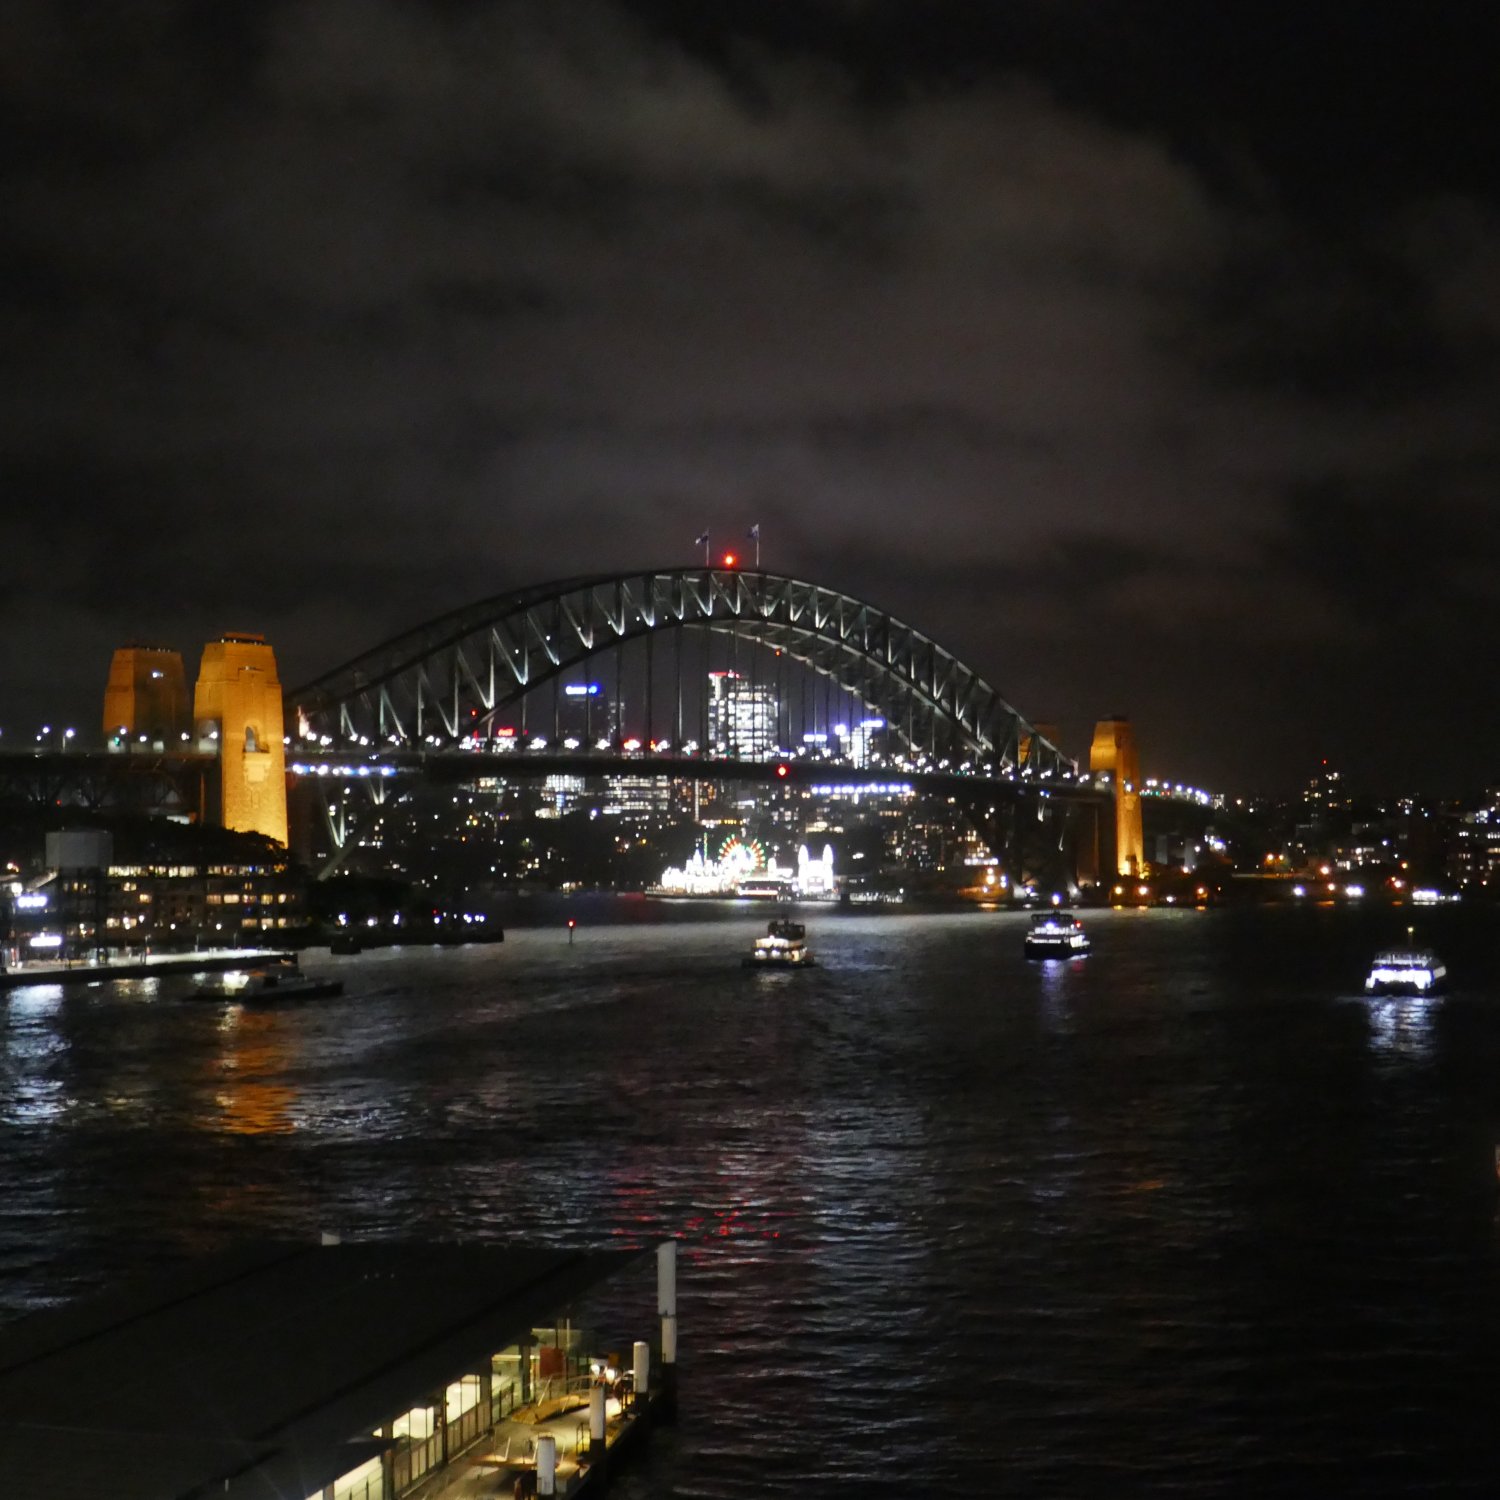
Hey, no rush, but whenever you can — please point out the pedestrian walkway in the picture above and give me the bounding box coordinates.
[433,1382,645,1498]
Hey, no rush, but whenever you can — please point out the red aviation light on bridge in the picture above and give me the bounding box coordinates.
[774,763,791,779]
[722,552,738,568]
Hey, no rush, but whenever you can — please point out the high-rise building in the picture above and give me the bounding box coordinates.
[557,681,621,747]
[708,671,777,760]
[837,717,888,769]
[103,645,190,748]
[193,633,288,846]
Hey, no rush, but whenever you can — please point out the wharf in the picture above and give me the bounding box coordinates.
[441,1384,663,1498]
[0,948,295,992]
[0,1240,675,1500]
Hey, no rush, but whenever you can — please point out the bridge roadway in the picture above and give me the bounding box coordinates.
[285,747,1109,805]
[0,746,1109,810]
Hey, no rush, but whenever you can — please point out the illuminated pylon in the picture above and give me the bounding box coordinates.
[193,633,288,846]
[1089,716,1144,877]
[103,644,190,747]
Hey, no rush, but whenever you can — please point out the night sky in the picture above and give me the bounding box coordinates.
[4,2,1499,796]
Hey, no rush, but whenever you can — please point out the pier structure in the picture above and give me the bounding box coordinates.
[0,1239,673,1500]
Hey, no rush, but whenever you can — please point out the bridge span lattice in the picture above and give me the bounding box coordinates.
[288,567,1074,780]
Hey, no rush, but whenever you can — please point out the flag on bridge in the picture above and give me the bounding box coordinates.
[694,530,710,564]
[747,523,761,565]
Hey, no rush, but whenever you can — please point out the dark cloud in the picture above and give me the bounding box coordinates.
[3,0,1500,793]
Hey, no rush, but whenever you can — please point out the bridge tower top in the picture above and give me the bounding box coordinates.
[194,635,288,846]
[103,645,190,748]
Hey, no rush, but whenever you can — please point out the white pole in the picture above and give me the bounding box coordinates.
[633,1339,650,1402]
[657,1240,676,1317]
[657,1239,679,1418]
[536,1434,557,1495]
[590,1382,606,1443]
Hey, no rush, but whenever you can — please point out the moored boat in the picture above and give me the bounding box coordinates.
[188,961,344,1003]
[1024,910,1090,959]
[744,919,816,968]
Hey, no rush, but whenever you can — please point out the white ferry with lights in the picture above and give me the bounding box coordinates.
[1024,910,1090,959]
[744,919,816,968]
[188,958,345,1003]
[1364,935,1446,996]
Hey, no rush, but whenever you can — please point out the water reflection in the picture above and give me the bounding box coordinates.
[1,986,68,1124]
[1364,994,1439,1061]
[4,907,1500,1496]
[212,1006,297,1135]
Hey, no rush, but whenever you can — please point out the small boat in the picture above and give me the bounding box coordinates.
[1364,941,1446,996]
[744,919,816,968]
[1024,910,1090,959]
[188,961,345,1003]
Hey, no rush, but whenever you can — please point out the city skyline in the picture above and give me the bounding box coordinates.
[5,4,1500,795]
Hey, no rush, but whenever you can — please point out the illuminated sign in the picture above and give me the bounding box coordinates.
[564,684,601,697]
[14,893,49,910]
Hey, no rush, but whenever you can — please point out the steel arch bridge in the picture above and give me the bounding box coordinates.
[288,567,1074,779]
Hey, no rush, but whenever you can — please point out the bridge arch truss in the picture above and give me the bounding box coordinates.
[289,568,1074,779]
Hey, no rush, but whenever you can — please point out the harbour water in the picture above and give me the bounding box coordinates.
[3,901,1500,1495]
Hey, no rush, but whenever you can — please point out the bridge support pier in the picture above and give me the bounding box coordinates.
[1089,716,1144,878]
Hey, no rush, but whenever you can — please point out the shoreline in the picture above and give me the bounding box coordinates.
[0,948,296,992]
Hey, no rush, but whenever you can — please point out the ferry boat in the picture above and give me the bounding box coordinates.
[188,960,345,1003]
[744,919,816,968]
[1023,910,1090,959]
[1364,943,1447,995]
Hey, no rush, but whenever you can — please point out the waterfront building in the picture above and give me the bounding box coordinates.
[4,826,306,963]
[103,850,306,946]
